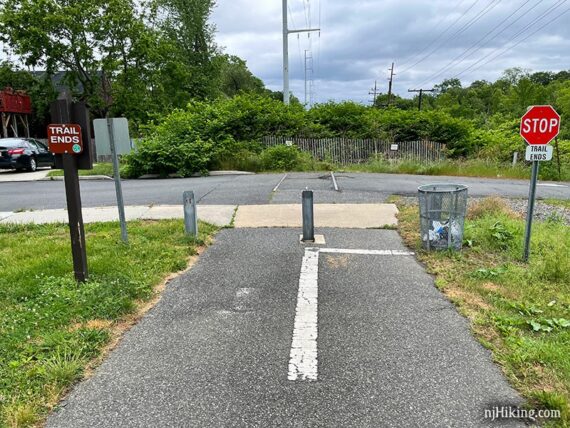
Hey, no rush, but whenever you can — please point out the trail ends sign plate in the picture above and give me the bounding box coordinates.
[525,145,553,161]
[47,124,83,154]
[520,105,560,145]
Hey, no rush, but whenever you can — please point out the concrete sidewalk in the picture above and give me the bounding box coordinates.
[0,203,399,229]
[234,203,398,228]
[0,205,236,227]
[0,169,51,182]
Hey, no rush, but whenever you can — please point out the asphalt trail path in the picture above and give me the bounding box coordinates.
[47,229,523,427]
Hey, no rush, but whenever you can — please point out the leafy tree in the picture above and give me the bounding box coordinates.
[434,78,462,93]
[373,93,415,110]
[213,55,266,97]
[0,0,157,117]
[151,0,218,100]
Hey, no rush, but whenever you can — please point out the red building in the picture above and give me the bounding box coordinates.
[1,87,32,138]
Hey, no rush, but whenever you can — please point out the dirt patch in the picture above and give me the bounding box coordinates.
[325,255,349,269]
[445,287,492,311]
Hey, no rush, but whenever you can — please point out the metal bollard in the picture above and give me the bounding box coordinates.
[183,191,198,237]
[302,190,314,242]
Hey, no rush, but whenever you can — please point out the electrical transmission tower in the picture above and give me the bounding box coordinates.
[368,81,378,106]
[282,0,320,105]
[304,50,315,107]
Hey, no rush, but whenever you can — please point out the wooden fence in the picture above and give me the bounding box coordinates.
[262,137,446,164]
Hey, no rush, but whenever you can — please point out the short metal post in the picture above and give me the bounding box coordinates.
[183,191,198,237]
[302,190,314,242]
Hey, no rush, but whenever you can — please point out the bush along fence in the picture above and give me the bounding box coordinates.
[262,137,446,164]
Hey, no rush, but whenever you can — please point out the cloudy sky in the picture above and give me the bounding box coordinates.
[211,0,570,104]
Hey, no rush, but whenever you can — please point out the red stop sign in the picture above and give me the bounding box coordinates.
[520,105,561,145]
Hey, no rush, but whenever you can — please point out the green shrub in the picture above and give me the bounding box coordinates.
[123,136,213,178]
[259,145,303,171]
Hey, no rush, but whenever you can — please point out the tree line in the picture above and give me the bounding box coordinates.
[0,0,274,134]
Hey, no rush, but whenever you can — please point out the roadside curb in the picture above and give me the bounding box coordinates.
[40,175,113,181]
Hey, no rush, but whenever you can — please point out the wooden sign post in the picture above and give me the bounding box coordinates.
[49,92,94,282]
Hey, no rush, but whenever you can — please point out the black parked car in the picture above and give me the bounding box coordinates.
[0,138,55,172]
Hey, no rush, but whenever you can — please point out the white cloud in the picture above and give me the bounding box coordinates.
[211,0,570,103]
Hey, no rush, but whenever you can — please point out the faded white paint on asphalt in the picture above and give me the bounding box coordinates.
[288,248,319,381]
[288,247,415,382]
[272,173,288,192]
[537,183,567,187]
[320,248,415,256]
[330,171,339,191]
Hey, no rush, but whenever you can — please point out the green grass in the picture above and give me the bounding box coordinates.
[342,158,570,181]
[47,162,115,177]
[397,198,570,427]
[0,220,217,427]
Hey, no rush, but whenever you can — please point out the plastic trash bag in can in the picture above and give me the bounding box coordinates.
[418,184,468,250]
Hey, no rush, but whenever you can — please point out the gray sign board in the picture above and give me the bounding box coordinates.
[93,118,131,156]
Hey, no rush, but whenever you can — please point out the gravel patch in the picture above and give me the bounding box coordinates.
[397,196,570,225]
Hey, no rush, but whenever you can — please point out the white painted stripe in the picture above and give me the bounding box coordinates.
[288,248,319,381]
[287,246,414,382]
[320,248,415,256]
[330,171,339,191]
[273,173,288,192]
[537,183,567,188]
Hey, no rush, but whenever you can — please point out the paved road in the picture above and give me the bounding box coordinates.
[1,172,568,211]
[47,229,523,428]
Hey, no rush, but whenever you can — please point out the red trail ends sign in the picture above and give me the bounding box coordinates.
[47,123,83,154]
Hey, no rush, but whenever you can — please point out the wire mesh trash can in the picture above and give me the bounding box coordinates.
[418,184,468,250]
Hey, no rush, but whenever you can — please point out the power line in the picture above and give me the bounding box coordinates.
[448,0,503,40]
[457,4,570,78]
[454,0,568,79]
[397,0,469,70]
[314,0,322,103]
[399,0,482,74]
[416,0,539,87]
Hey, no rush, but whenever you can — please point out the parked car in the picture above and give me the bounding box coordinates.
[0,138,55,172]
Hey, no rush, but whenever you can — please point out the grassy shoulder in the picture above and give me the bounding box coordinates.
[342,159,537,180]
[47,163,115,177]
[217,147,569,181]
[0,220,217,427]
[396,197,570,427]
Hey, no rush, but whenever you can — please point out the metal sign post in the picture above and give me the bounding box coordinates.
[94,118,131,244]
[107,118,128,244]
[523,161,539,262]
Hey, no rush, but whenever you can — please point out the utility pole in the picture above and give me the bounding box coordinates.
[282,0,320,105]
[368,80,378,106]
[387,62,395,107]
[408,88,435,111]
